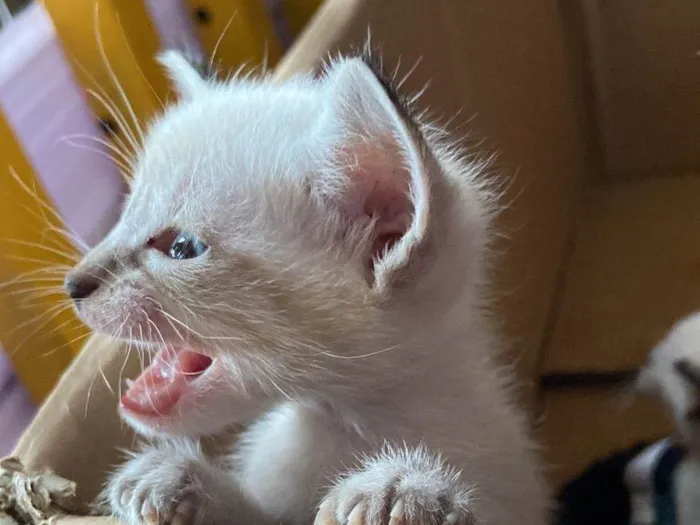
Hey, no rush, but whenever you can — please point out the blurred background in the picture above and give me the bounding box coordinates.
[0,0,698,512]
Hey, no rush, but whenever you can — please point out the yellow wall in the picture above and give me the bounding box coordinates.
[0,115,85,403]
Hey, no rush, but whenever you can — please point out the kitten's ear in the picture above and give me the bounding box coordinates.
[157,50,206,99]
[319,56,435,293]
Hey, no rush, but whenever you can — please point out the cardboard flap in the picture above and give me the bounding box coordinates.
[12,335,138,508]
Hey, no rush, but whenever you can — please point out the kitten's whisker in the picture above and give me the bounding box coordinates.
[115,312,131,399]
[93,3,146,147]
[66,52,141,157]
[161,312,186,346]
[94,262,119,282]
[84,88,140,158]
[60,136,134,176]
[135,326,145,373]
[0,270,67,290]
[14,286,68,305]
[147,316,180,376]
[2,238,79,263]
[7,167,67,231]
[118,342,131,401]
[114,13,164,109]
[158,309,242,341]
[180,303,198,322]
[144,298,186,344]
[85,359,99,417]
[210,12,237,75]
[267,374,293,402]
[98,353,115,398]
[319,343,400,361]
[39,327,89,359]
[44,224,89,253]
[12,202,79,252]
[9,302,75,356]
[19,282,68,293]
[8,299,71,337]
[5,254,74,269]
[26,174,74,253]
[59,133,134,167]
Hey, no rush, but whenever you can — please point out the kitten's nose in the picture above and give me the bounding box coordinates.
[65,274,100,300]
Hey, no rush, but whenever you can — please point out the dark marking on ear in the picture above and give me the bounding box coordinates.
[352,42,421,129]
[176,47,220,81]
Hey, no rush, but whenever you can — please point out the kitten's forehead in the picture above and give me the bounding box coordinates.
[124,80,324,230]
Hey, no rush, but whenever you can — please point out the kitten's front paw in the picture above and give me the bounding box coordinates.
[102,441,222,525]
[316,446,475,525]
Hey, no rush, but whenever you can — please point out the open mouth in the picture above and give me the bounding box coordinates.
[121,347,214,417]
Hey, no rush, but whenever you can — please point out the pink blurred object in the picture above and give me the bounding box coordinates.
[0,347,35,456]
[144,0,202,54]
[0,3,127,249]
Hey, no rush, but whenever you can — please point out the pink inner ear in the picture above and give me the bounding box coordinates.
[342,141,414,261]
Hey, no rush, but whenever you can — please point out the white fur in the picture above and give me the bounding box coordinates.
[637,313,700,525]
[68,51,548,525]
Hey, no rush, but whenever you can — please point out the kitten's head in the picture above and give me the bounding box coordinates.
[65,50,489,437]
[637,312,700,451]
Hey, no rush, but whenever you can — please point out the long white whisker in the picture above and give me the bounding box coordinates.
[93,3,145,146]
[2,238,79,263]
[84,88,140,157]
[319,344,401,360]
[60,134,134,172]
[8,167,66,229]
[114,13,164,109]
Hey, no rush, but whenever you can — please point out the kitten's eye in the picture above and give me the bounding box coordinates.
[147,230,208,260]
[168,232,208,260]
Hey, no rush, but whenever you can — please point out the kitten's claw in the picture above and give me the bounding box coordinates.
[388,499,404,525]
[347,502,366,525]
[316,446,476,525]
[314,499,334,525]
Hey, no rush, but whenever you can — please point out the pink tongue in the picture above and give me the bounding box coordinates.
[121,349,212,416]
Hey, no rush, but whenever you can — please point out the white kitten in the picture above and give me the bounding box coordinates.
[637,312,700,525]
[65,49,548,525]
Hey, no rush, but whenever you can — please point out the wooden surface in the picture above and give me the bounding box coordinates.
[543,174,700,375]
[538,386,673,487]
[582,0,700,180]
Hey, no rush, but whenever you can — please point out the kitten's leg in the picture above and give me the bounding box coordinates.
[316,445,475,525]
[102,438,261,525]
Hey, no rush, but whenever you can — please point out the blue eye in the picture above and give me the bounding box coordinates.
[168,232,208,260]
